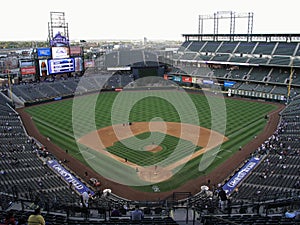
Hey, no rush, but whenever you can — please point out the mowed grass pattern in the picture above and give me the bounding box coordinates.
[25,91,278,191]
[106,132,201,166]
[25,91,276,136]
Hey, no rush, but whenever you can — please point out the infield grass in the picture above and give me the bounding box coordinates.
[106,132,202,166]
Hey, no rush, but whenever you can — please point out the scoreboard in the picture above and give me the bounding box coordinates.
[48,58,75,74]
[35,44,83,77]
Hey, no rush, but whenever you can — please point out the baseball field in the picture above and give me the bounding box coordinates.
[24,90,278,193]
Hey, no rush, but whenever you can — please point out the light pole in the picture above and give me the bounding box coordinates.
[7,61,14,105]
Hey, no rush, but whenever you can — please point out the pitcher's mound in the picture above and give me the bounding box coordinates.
[144,145,162,153]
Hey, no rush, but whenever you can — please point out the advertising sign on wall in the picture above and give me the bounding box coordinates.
[84,60,95,68]
[47,159,94,195]
[21,66,36,75]
[52,47,70,59]
[192,77,203,84]
[182,76,192,83]
[39,59,49,76]
[173,76,182,82]
[222,157,261,195]
[224,81,236,88]
[37,48,51,57]
[74,57,83,72]
[50,32,69,47]
[70,46,82,56]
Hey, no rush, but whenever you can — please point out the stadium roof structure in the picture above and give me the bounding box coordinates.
[176,33,300,70]
[182,33,300,42]
[166,31,300,99]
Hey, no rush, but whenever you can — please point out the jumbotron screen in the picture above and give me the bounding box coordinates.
[51,47,70,59]
[48,58,75,74]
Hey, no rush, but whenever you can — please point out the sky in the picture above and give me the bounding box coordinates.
[1,0,300,41]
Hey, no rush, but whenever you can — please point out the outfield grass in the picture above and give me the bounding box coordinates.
[25,91,278,192]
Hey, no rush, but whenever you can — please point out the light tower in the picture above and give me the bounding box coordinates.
[198,11,254,41]
[48,12,69,46]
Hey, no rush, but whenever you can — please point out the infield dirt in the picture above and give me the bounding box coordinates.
[77,121,228,183]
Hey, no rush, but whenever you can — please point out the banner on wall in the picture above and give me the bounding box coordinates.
[192,77,203,84]
[182,76,192,83]
[163,74,173,80]
[84,60,95,68]
[47,159,94,195]
[50,32,69,47]
[224,81,236,88]
[19,61,35,67]
[37,48,51,58]
[203,80,214,85]
[70,46,82,56]
[173,76,181,82]
[39,59,49,77]
[74,57,83,72]
[21,66,36,75]
[222,156,261,195]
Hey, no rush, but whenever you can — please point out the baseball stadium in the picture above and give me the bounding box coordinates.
[0,11,300,225]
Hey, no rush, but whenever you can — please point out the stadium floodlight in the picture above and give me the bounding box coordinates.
[198,11,254,40]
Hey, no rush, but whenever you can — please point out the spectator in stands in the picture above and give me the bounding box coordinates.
[27,207,45,225]
[294,180,300,189]
[111,206,122,217]
[284,208,299,219]
[4,211,16,225]
[37,178,43,188]
[130,205,144,221]
[218,187,228,211]
[81,191,90,208]
[16,216,26,225]
[0,169,7,175]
